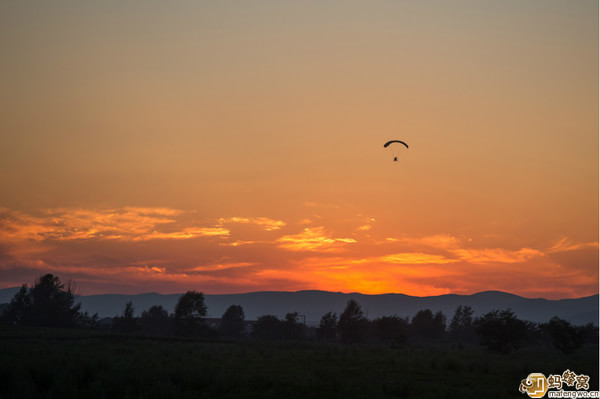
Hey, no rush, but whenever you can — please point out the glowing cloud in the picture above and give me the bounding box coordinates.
[135,227,230,241]
[450,248,544,264]
[219,240,261,247]
[218,217,286,231]
[0,207,228,243]
[383,234,546,264]
[277,227,356,252]
[547,237,599,253]
[380,253,459,265]
[189,262,256,272]
[384,234,460,249]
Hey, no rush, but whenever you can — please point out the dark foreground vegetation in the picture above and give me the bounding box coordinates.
[1,274,598,398]
[0,327,598,399]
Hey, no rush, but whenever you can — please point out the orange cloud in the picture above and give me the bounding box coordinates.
[383,234,546,264]
[219,240,261,247]
[218,217,286,231]
[135,227,230,241]
[380,252,459,264]
[547,237,599,253]
[383,234,460,249]
[276,227,357,252]
[130,265,167,274]
[189,262,256,272]
[0,207,229,242]
[450,247,544,264]
[0,208,59,242]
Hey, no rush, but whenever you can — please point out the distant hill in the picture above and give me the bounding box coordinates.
[0,287,597,326]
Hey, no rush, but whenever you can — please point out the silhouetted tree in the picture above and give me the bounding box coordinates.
[283,312,304,340]
[448,305,475,342]
[253,315,282,340]
[113,301,138,333]
[540,316,587,354]
[338,299,369,344]
[473,308,527,353]
[5,274,87,328]
[4,285,31,325]
[220,305,245,338]
[410,309,446,340]
[140,305,170,336]
[317,311,338,341]
[76,310,99,329]
[141,304,169,319]
[174,290,208,336]
[372,315,409,346]
[175,290,207,319]
[32,274,83,328]
[124,301,134,318]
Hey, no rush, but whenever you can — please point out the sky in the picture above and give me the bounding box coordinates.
[0,1,598,299]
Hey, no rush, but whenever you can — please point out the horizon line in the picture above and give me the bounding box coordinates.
[1,286,597,301]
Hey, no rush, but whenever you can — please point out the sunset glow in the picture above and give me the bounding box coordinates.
[0,1,597,299]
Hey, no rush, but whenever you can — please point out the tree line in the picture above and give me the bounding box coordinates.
[1,274,596,355]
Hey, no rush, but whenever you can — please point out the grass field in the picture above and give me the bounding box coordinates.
[0,327,597,399]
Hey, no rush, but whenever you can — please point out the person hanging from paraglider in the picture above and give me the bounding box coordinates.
[384,140,408,162]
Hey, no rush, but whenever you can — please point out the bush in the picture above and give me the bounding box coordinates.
[410,309,446,340]
[253,315,283,340]
[541,316,587,354]
[140,305,171,336]
[372,315,409,346]
[473,309,527,353]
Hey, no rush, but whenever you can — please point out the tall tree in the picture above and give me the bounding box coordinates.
[30,274,82,328]
[4,285,31,325]
[174,290,207,319]
[114,301,137,333]
[448,305,474,342]
[220,305,245,338]
[5,274,85,328]
[317,311,338,341]
[338,299,369,344]
[283,312,303,340]
[174,290,207,336]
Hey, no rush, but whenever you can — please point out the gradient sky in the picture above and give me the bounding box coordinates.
[0,1,598,298]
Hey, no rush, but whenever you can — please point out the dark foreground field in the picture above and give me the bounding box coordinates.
[0,327,597,399]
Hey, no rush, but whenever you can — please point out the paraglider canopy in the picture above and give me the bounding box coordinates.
[383,140,409,149]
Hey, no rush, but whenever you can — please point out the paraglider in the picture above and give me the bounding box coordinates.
[383,140,408,161]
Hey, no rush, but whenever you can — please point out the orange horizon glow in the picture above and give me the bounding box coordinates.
[0,206,597,299]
